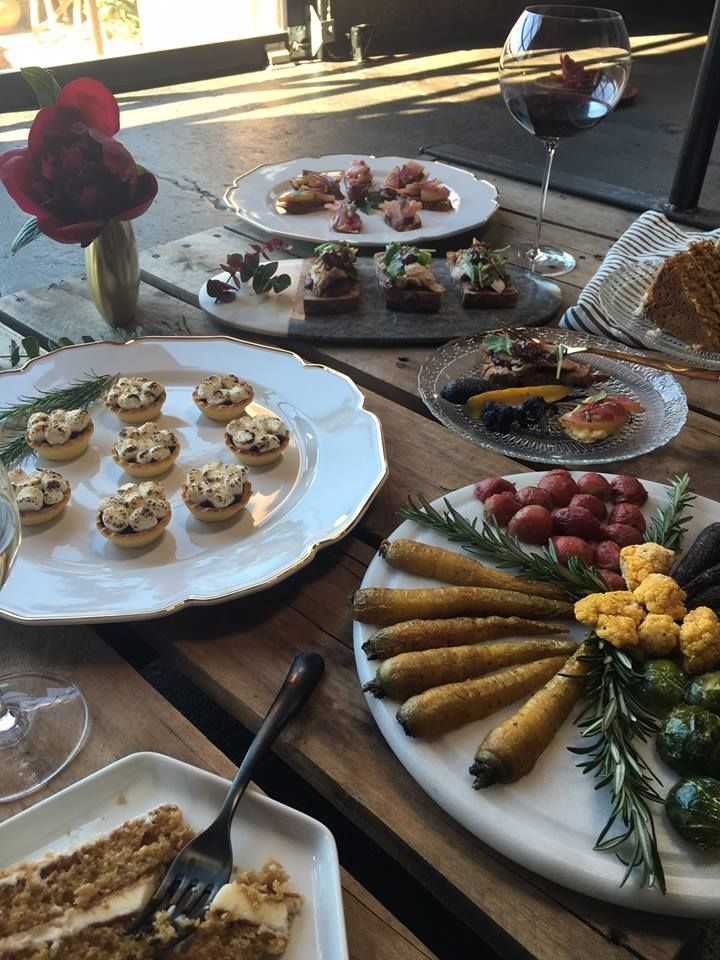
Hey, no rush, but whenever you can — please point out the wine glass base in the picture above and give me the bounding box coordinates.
[517,245,577,278]
[0,674,89,803]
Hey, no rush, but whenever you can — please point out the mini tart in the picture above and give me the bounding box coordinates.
[26,421,94,462]
[20,486,71,526]
[111,441,180,479]
[106,393,166,424]
[96,509,171,548]
[191,376,254,422]
[181,479,252,523]
[226,433,290,466]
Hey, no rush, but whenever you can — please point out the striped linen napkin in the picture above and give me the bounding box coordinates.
[560,210,720,346]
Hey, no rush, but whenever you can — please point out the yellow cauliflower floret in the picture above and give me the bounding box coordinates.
[633,574,687,620]
[619,542,675,591]
[637,614,680,656]
[574,591,645,627]
[596,614,639,648]
[679,607,720,675]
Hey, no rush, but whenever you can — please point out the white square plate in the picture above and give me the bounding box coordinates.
[0,752,349,960]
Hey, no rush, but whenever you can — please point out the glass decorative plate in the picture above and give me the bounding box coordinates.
[597,259,720,371]
[418,328,687,466]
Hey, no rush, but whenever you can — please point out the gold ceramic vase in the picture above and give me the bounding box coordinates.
[84,219,140,328]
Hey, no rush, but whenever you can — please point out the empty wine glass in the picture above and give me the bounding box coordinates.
[0,461,88,803]
[499,6,631,276]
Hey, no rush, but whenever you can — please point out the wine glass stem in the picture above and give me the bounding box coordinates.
[532,139,558,271]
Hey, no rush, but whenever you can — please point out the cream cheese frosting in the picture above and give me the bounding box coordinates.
[195,374,253,406]
[98,481,170,533]
[226,414,288,454]
[26,409,90,445]
[114,422,178,464]
[106,377,165,411]
[184,461,248,509]
[9,468,68,512]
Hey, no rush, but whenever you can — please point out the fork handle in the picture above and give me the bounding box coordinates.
[218,652,325,826]
[585,347,720,381]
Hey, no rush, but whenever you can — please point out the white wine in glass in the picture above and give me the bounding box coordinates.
[0,462,88,803]
[499,6,631,276]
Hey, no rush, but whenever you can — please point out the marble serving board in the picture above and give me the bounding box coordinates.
[198,260,562,344]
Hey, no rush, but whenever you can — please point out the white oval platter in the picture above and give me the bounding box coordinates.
[0,336,387,624]
[224,154,499,247]
[353,472,720,917]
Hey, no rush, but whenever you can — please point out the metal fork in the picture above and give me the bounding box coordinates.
[127,651,325,945]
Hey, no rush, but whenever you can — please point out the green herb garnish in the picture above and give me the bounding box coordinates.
[401,494,606,599]
[644,473,695,552]
[382,244,435,280]
[355,189,383,212]
[481,333,513,355]
[554,343,568,380]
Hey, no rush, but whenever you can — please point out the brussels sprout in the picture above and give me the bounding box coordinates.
[637,659,686,714]
[684,672,720,716]
[658,706,720,777]
[666,777,720,849]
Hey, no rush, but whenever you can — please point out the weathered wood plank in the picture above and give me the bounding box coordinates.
[0,624,438,960]
[130,550,690,960]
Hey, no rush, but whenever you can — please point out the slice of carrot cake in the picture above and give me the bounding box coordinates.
[0,805,301,959]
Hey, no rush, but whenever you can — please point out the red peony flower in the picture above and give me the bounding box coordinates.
[0,77,157,245]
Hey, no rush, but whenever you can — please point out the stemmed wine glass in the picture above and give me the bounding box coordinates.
[0,461,88,803]
[499,6,631,276]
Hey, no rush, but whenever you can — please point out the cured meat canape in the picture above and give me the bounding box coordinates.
[447,240,518,308]
[303,241,360,314]
[374,242,444,313]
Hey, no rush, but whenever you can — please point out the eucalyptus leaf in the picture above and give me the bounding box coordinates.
[20,66,61,106]
[21,337,40,359]
[10,218,42,255]
[272,274,292,293]
[9,342,20,367]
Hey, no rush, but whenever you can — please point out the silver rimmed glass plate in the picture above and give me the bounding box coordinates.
[597,259,720,371]
[0,336,387,625]
[418,329,687,465]
[224,154,499,248]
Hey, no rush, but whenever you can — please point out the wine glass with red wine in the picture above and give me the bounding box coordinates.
[499,6,631,276]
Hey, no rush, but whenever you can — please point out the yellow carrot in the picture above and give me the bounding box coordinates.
[351,586,573,627]
[364,638,578,700]
[397,656,568,738]
[470,646,590,788]
[362,616,567,660]
[380,539,566,600]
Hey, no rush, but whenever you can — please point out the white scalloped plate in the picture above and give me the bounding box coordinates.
[224,154,499,247]
[0,336,387,624]
[354,473,720,917]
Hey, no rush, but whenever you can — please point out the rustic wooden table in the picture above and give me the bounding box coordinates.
[0,168,718,960]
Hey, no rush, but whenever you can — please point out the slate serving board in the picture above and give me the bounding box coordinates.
[198,260,562,344]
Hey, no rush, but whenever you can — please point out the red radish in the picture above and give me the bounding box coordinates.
[609,502,646,532]
[538,470,578,507]
[484,492,521,526]
[516,485,554,511]
[569,493,606,521]
[508,505,553,545]
[610,475,648,505]
[576,472,612,500]
[551,535,594,567]
[602,523,643,547]
[599,569,626,590]
[474,477,516,502]
[594,540,621,572]
[551,507,602,541]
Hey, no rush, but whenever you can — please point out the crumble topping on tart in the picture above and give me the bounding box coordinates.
[183,461,249,509]
[105,376,165,411]
[113,423,179,464]
[9,468,69,512]
[226,414,289,455]
[195,374,253,407]
[98,481,170,533]
[26,409,91,446]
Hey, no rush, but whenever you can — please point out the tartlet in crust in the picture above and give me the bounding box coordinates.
[27,421,94,461]
[9,467,71,526]
[111,446,179,478]
[106,394,166,424]
[20,487,71,526]
[111,423,181,479]
[224,414,290,466]
[104,377,167,424]
[192,374,254,422]
[95,509,171,548]
[181,479,252,522]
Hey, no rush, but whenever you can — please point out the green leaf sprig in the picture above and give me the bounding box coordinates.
[401,494,606,599]
[0,372,115,467]
[571,640,666,892]
[221,243,292,295]
[644,473,695,551]
[355,189,383,212]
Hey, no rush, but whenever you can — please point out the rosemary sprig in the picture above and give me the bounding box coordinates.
[401,494,606,599]
[571,639,666,892]
[0,372,115,467]
[644,472,695,551]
